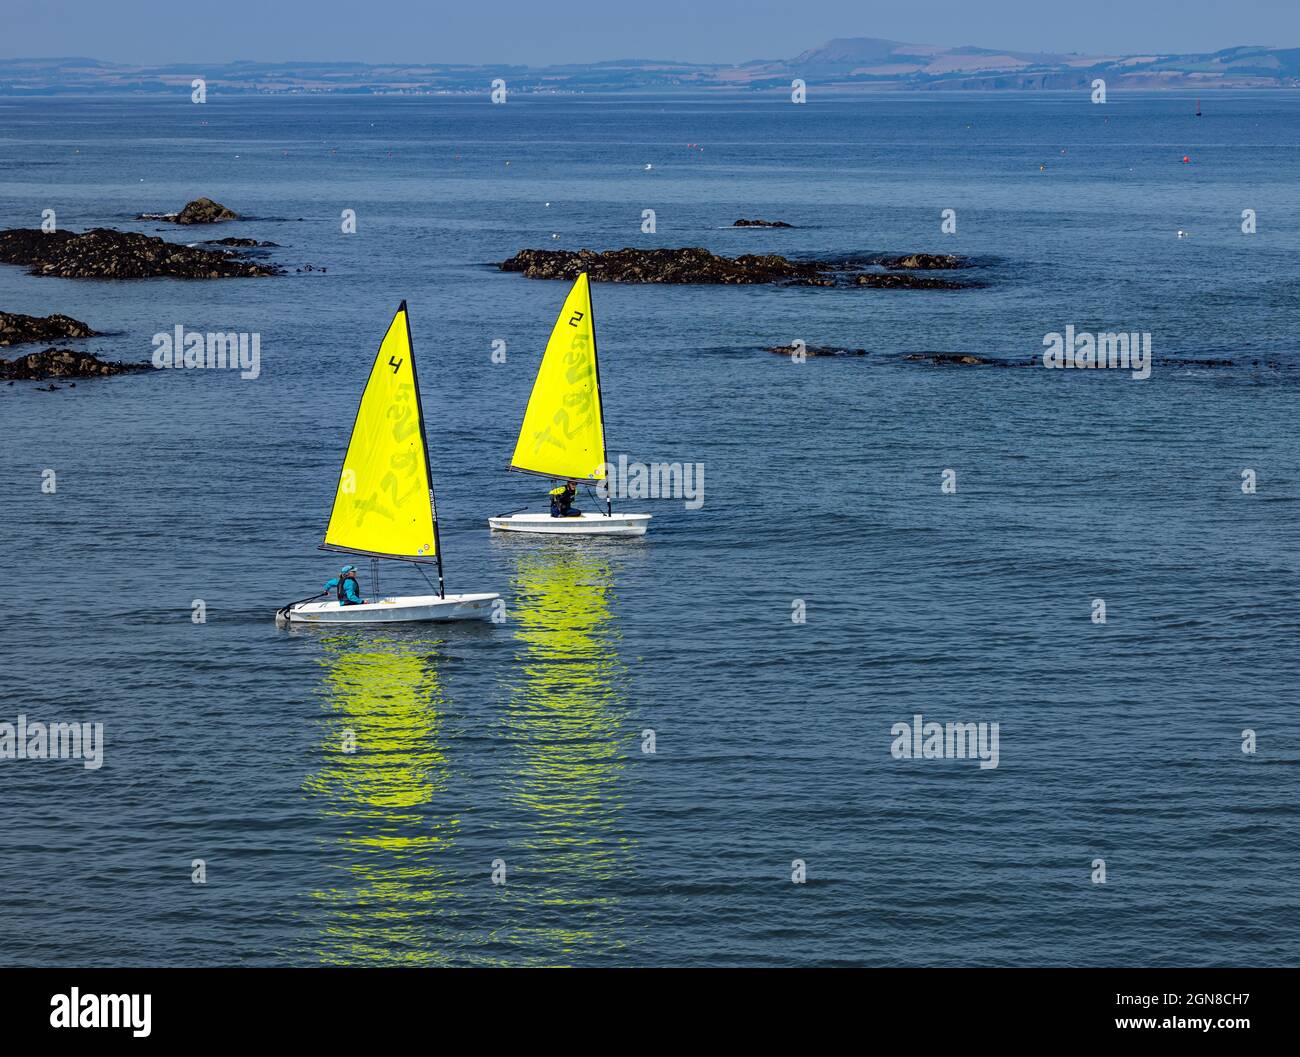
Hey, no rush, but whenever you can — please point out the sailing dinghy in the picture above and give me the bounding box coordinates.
[280,302,499,624]
[488,273,650,536]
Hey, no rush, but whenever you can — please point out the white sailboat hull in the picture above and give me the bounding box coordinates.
[488,512,651,536]
[287,592,499,624]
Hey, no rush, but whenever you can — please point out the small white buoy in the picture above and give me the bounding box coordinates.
[644,163,652,170]
[551,233,560,240]
[544,202,550,207]
[1177,229,1191,238]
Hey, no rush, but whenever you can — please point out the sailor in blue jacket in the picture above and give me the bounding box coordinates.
[324,564,367,606]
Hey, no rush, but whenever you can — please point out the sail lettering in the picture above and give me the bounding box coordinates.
[380,470,420,507]
[352,491,395,526]
[529,426,566,454]
[387,387,419,442]
[388,410,417,441]
[563,388,592,411]
[383,385,421,495]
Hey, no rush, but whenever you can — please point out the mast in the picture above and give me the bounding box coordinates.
[587,275,613,517]
[403,300,446,598]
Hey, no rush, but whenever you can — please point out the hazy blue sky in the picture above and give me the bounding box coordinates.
[4,0,1298,65]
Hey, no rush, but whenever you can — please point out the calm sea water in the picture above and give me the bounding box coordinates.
[1,91,1298,967]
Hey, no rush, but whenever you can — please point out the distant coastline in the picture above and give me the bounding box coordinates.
[2,36,1299,94]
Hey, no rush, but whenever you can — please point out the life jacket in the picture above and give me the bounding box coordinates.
[549,484,575,515]
[337,574,358,602]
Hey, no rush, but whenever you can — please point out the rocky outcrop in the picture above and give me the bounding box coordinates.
[1162,357,1236,367]
[141,197,240,224]
[0,311,98,346]
[0,228,281,279]
[175,197,238,224]
[734,218,793,227]
[855,273,970,289]
[904,352,1045,366]
[502,247,819,284]
[875,253,968,269]
[765,343,866,357]
[904,352,997,365]
[201,236,278,247]
[0,348,150,381]
[500,247,979,288]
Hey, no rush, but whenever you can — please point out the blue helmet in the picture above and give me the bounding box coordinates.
[341,564,356,575]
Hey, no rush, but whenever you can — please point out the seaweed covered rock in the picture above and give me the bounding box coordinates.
[0,228,281,279]
[765,343,867,358]
[904,352,991,365]
[501,247,819,284]
[500,247,979,288]
[875,253,968,270]
[202,237,278,247]
[0,310,98,346]
[0,347,151,380]
[902,352,1036,367]
[171,197,239,224]
[855,273,971,289]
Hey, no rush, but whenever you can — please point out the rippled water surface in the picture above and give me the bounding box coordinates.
[1,92,1298,966]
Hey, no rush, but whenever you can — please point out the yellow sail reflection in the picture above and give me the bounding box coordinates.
[500,544,632,962]
[302,632,464,965]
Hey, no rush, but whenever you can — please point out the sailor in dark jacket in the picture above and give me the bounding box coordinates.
[549,481,581,518]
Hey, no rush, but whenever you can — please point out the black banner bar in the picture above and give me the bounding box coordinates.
[2,967,1293,1043]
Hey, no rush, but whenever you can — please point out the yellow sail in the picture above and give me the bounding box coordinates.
[323,303,438,562]
[509,273,607,481]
